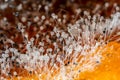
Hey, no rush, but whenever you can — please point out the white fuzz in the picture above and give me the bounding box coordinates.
[0,2,120,80]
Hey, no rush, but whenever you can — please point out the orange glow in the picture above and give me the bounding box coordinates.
[75,42,120,80]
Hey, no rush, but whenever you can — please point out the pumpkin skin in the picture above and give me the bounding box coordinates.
[75,42,120,80]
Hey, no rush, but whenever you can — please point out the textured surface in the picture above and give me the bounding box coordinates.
[0,0,120,80]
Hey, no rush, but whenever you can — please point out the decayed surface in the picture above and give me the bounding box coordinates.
[0,0,120,80]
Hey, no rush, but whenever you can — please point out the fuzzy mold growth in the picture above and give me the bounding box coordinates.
[0,0,120,80]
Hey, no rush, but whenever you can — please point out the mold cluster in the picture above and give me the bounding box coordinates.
[0,0,120,80]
